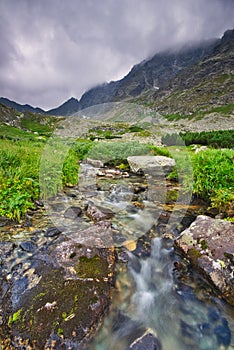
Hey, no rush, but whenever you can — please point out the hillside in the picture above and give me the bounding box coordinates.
[138,29,234,118]
[46,38,219,116]
[0,103,60,138]
[0,97,45,114]
[1,28,233,123]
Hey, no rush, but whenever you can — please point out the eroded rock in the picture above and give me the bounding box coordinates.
[175,215,234,305]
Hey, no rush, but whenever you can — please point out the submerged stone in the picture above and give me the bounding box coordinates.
[126,330,161,350]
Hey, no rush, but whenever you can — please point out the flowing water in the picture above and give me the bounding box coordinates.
[1,165,233,349]
[85,168,234,350]
[90,237,234,350]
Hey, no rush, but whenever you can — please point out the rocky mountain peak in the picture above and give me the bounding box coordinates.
[222,28,234,42]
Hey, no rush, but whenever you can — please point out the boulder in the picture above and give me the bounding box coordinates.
[175,215,234,305]
[127,156,175,175]
[0,235,115,348]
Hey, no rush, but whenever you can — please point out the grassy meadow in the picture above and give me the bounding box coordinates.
[0,118,233,221]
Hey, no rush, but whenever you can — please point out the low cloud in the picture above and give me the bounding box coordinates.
[0,0,233,109]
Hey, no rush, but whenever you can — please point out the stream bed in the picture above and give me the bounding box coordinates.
[0,164,233,349]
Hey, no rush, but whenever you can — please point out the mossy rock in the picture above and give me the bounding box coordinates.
[77,255,109,279]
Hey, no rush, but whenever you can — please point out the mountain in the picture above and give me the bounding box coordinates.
[139,28,234,116]
[47,38,219,116]
[47,97,79,116]
[1,28,233,119]
[0,97,45,114]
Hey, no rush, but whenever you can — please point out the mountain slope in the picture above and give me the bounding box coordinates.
[47,38,219,116]
[139,29,234,117]
[0,103,59,136]
[47,97,79,116]
[0,97,45,114]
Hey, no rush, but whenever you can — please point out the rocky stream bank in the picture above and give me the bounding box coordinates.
[0,156,233,349]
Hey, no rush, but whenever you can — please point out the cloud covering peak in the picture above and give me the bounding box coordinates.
[0,0,233,109]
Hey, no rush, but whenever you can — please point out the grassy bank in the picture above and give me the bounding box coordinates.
[0,122,233,220]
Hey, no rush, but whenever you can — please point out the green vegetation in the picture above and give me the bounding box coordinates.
[191,148,234,214]
[8,309,22,326]
[88,141,151,165]
[77,255,108,278]
[162,130,234,148]
[0,109,233,220]
[162,146,234,216]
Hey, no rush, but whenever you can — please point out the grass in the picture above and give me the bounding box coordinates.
[0,113,233,220]
[168,147,234,216]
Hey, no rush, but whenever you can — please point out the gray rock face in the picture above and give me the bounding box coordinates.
[175,215,234,305]
[127,156,175,175]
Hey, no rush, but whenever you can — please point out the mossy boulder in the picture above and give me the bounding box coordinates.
[175,215,234,305]
[0,236,115,349]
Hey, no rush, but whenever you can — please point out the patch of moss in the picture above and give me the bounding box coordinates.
[8,309,22,326]
[200,239,208,250]
[77,255,108,279]
[188,248,202,266]
[166,189,178,203]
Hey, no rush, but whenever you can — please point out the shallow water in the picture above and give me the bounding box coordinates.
[89,237,234,350]
[1,165,233,349]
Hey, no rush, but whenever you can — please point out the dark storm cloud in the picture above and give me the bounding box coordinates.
[0,0,233,109]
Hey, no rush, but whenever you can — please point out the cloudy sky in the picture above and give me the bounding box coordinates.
[0,0,233,110]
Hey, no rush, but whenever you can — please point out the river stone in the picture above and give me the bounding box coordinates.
[86,158,104,168]
[127,156,175,175]
[0,236,115,349]
[127,330,161,350]
[45,226,64,237]
[20,241,37,253]
[64,206,82,219]
[175,215,234,305]
[86,203,114,222]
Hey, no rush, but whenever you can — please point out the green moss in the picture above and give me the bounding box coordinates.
[77,255,108,279]
[188,248,202,265]
[200,239,208,250]
[8,309,22,326]
[166,189,178,203]
[57,328,63,335]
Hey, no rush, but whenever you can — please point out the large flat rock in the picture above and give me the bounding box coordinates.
[175,215,234,305]
[127,156,175,175]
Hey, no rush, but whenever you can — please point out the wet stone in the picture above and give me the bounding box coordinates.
[19,241,37,253]
[0,235,115,349]
[126,331,161,350]
[175,215,234,305]
[214,318,231,347]
[45,226,64,237]
[86,203,114,222]
[64,206,82,219]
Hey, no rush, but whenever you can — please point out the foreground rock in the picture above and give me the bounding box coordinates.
[0,235,115,349]
[175,215,234,305]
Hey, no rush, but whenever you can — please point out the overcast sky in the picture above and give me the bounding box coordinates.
[0,0,233,110]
